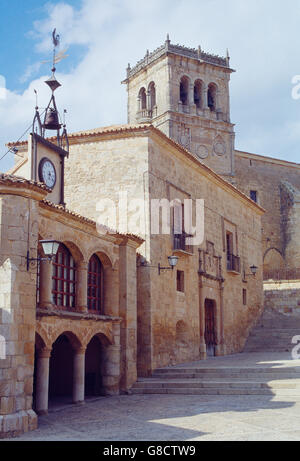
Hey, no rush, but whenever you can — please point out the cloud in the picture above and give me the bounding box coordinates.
[1,0,300,172]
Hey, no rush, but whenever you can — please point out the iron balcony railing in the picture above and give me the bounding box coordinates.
[226,253,241,273]
[173,233,193,253]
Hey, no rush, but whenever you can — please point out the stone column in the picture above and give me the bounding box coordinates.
[102,322,121,395]
[202,84,210,117]
[189,83,196,114]
[73,347,86,404]
[35,348,51,415]
[76,262,88,313]
[119,239,138,391]
[39,259,53,309]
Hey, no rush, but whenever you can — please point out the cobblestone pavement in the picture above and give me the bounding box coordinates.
[12,353,300,441]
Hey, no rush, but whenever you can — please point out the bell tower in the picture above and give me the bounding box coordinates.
[30,29,69,206]
[123,36,236,178]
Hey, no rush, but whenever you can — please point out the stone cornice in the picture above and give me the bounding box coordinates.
[235,149,300,169]
[122,40,234,83]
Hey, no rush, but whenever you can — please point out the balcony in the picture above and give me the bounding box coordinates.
[136,107,157,123]
[226,253,240,274]
[173,233,193,255]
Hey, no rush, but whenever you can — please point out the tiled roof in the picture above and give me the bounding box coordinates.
[0,173,50,192]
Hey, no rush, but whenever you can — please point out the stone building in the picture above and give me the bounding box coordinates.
[0,170,142,437]
[4,36,292,438]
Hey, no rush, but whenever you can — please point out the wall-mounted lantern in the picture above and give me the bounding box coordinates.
[139,255,179,275]
[27,240,60,271]
[244,265,258,279]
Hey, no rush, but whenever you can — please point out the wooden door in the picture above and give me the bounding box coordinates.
[205,299,216,356]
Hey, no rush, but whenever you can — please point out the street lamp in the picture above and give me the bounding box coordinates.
[158,255,179,275]
[27,239,60,271]
[139,255,179,275]
[244,265,258,278]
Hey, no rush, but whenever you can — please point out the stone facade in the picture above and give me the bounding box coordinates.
[56,125,264,376]
[0,174,142,438]
[234,150,300,277]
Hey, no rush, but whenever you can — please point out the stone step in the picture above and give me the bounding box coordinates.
[133,379,300,389]
[153,366,300,375]
[131,387,300,396]
[151,372,300,380]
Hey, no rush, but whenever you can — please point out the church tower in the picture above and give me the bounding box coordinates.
[123,36,236,178]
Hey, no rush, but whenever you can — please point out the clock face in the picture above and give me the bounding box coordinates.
[39,158,56,189]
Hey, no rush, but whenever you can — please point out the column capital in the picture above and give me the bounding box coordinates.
[37,348,52,359]
[75,346,86,355]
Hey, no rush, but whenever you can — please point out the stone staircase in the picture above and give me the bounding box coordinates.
[131,360,300,396]
[244,307,300,353]
[131,308,300,396]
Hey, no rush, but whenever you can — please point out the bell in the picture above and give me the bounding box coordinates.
[43,108,61,130]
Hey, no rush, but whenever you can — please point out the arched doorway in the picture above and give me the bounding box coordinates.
[204,299,217,357]
[49,334,74,404]
[85,336,105,397]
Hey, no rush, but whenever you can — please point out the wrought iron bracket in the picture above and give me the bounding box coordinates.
[26,251,53,271]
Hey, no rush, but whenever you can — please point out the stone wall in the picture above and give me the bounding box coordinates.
[264,280,300,316]
[235,150,300,275]
[0,180,46,438]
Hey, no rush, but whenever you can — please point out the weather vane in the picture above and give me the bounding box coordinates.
[41,28,68,71]
[33,28,69,154]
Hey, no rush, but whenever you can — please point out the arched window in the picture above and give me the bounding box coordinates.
[148,82,156,110]
[180,76,189,106]
[138,87,147,110]
[52,243,76,309]
[88,254,103,313]
[207,83,217,111]
[194,80,203,109]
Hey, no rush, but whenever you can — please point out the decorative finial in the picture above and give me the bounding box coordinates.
[198,45,202,59]
[34,89,38,109]
[165,33,171,50]
[226,48,230,65]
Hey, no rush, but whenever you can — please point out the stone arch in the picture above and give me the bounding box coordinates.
[86,248,114,269]
[35,323,53,350]
[38,227,85,266]
[148,81,156,110]
[207,82,218,111]
[35,332,47,351]
[49,333,76,402]
[86,249,117,316]
[83,325,114,349]
[179,75,190,105]
[138,87,147,111]
[263,247,285,279]
[194,79,203,109]
[51,329,83,351]
[85,332,115,397]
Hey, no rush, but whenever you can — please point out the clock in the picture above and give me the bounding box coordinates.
[38,158,56,189]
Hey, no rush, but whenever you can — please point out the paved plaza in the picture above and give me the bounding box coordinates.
[13,353,300,441]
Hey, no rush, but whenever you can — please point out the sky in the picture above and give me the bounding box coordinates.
[1,0,300,172]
